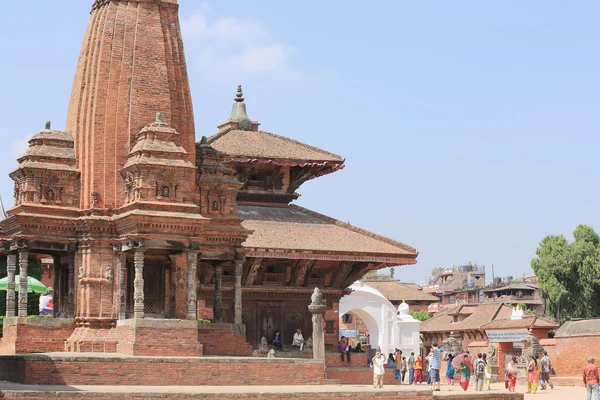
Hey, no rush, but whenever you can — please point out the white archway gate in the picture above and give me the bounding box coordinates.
[339,281,421,357]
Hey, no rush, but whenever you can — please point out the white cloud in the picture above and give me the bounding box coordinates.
[10,135,30,159]
[181,8,308,83]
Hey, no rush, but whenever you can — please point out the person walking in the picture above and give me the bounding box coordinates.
[372,351,386,389]
[459,354,472,391]
[540,350,554,390]
[394,349,403,383]
[408,351,416,385]
[429,342,442,392]
[401,357,408,382]
[444,353,455,386]
[474,353,486,391]
[414,354,424,384]
[483,353,492,390]
[506,356,518,393]
[527,355,540,394]
[583,356,600,400]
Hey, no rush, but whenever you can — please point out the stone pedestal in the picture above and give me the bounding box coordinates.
[116,318,202,356]
[308,288,327,361]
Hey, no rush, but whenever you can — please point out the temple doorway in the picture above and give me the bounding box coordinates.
[126,257,171,318]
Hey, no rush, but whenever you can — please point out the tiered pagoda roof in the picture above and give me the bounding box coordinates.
[205,87,418,269]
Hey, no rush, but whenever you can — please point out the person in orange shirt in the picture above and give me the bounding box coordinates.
[414,355,424,384]
[583,356,600,400]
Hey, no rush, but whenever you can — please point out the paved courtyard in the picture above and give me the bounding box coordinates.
[0,381,587,398]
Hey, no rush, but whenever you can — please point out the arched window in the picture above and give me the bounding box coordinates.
[161,186,170,198]
[212,201,219,211]
[46,190,56,201]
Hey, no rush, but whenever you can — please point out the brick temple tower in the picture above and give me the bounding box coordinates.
[0,0,248,355]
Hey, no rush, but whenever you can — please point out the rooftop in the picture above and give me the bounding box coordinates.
[481,315,558,330]
[555,318,600,337]
[420,303,512,333]
[238,205,417,264]
[362,281,439,302]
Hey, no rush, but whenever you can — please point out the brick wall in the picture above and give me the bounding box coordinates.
[555,334,600,376]
[0,318,75,355]
[198,323,253,356]
[116,319,202,357]
[325,351,368,367]
[0,356,325,386]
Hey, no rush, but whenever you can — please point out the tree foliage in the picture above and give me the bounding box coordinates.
[409,310,431,322]
[531,224,600,321]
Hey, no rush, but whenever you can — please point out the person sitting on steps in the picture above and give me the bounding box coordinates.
[292,329,305,352]
[272,330,283,351]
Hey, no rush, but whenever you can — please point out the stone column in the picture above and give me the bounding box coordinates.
[168,255,177,318]
[186,251,199,320]
[67,252,75,318]
[117,252,127,320]
[18,250,29,317]
[6,254,16,317]
[133,248,145,319]
[213,262,223,323]
[53,255,60,317]
[233,258,244,325]
[308,287,327,361]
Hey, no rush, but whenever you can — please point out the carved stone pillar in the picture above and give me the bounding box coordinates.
[67,252,75,318]
[308,287,327,361]
[133,249,145,319]
[168,255,177,318]
[6,254,16,317]
[117,252,127,320]
[186,251,199,320]
[213,263,223,323]
[18,250,29,317]
[233,258,244,325]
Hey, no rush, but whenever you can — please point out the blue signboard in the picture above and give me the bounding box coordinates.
[338,329,358,338]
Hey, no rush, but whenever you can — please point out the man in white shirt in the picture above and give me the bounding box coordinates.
[372,350,386,388]
[292,329,305,352]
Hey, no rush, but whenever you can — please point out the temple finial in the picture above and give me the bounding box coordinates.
[235,85,244,102]
[200,136,208,145]
[229,85,251,129]
[45,121,51,131]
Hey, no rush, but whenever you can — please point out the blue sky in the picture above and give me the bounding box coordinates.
[0,1,598,284]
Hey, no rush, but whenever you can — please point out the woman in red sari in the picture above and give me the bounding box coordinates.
[459,354,472,391]
[506,356,518,392]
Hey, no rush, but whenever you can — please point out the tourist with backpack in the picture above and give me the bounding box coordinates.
[474,353,486,391]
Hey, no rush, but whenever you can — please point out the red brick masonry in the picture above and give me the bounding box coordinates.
[0,355,325,386]
[0,317,74,354]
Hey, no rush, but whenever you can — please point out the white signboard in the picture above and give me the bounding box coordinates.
[485,329,529,343]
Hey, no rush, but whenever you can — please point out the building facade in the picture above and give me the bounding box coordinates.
[0,0,417,355]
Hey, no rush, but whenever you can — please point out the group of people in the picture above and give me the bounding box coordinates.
[504,350,554,394]
[270,329,307,352]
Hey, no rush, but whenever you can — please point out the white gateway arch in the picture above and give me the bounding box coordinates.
[339,281,421,356]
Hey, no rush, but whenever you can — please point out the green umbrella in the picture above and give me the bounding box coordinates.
[0,275,48,294]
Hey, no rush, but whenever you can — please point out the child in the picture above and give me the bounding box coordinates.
[444,353,455,385]
[414,355,424,384]
[459,355,472,391]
